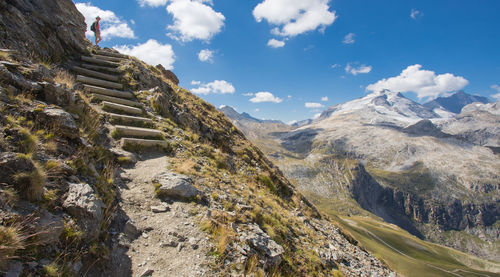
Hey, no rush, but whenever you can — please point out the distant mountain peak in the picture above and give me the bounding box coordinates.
[424,91,492,114]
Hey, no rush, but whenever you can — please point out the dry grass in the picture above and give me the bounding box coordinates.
[174,159,197,175]
[0,226,24,263]
[53,69,75,89]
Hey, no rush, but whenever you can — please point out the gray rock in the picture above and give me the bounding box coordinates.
[0,152,35,187]
[139,268,154,277]
[35,209,64,244]
[151,205,169,213]
[0,85,10,102]
[41,82,76,107]
[153,172,200,200]
[4,261,23,277]
[63,183,104,238]
[38,108,78,139]
[245,224,284,264]
[124,220,140,239]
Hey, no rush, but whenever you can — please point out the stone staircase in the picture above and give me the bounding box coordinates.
[74,50,168,150]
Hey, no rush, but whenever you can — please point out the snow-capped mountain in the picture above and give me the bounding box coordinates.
[316,90,439,127]
[424,91,492,114]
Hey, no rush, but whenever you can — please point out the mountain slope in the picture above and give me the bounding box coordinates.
[0,1,396,276]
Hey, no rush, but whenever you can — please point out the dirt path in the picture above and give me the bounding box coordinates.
[113,155,213,277]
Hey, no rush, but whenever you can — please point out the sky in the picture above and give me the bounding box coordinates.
[74,0,500,123]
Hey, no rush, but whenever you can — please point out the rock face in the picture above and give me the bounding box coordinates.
[35,209,64,244]
[0,0,88,60]
[63,183,104,237]
[153,172,200,200]
[244,224,284,264]
[0,152,35,187]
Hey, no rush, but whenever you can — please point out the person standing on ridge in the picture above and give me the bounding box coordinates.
[90,16,101,46]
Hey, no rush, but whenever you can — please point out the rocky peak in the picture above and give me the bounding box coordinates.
[424,90,492,114]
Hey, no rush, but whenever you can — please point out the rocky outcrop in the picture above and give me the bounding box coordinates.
[0,0,88,60]
[156,64,179,85]
[153,172,200,200]
[244,224,284,264]
[63,182,105,238]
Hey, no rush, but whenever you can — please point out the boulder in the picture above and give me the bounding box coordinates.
[153,172,200,200]
[41,82,76,107]
[245,224,284,264]
[63,182,104,237]
[37,108,78,139]
[0,85,10,102]
[35,209,64,244]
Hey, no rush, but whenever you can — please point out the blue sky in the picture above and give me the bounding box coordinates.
[75,0,500,123]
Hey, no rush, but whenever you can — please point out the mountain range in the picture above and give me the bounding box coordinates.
[221,90,500,262]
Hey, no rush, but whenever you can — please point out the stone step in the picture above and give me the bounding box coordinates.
[80,63,121,74]
[73,66,120,82]
[83,85,133,99]
[91,93,141,107]
[104,112,153,126]
[77,75,123,90]
[81,56,119,67]
[91,54,124,63]
[102,101,143,115]
[93,49,128,59]
[113,125,163,138]
[121,138,169,149]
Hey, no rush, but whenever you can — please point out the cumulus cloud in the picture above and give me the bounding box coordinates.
[114,39,175,69]
[138,0,167,7]
[305,102,324,108]
[249,92,283,103]
[331,64,340,68]
[321,96,328,101]
[243,93,254,97]
[198,49,214,62]
[75,2,135,40]
[345,63,372,75]
[491,84,500,100]
[253,0,337,37]
[410,9,423,20]
[267,39,285,48]
[191,80,235,95]
[366,64,469,100]
[166,0,225,42]
[343,33,355,44]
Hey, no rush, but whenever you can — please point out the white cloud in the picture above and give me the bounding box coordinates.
[198,49,214,62]
[114,39,175,69]
[343,33,355,44]
[287,120,298,125]
[331,64,340,68]
[243,93,254,97]
[491,84,500,100]
[313,113,322,119]
[75,3,135,40]
[249,92,283,103]
[410,9,423,20]
[166,0,225,42]
[253,0,337,37]
[138,0,167,7]
[255,108,260,112]
[366,64,469,100]
[267,39,286,48]
[305,102,324,108]
[345,63,372,75]
[191,80,201,85]
[321,96,328,101]
[191,80,235,95]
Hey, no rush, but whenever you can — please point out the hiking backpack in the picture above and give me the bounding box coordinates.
[90,22,96,32]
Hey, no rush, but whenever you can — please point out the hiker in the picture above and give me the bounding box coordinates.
[91,16,102,46]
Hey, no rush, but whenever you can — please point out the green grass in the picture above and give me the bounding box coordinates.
[333,215,500,277]
[366,161,435,195]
